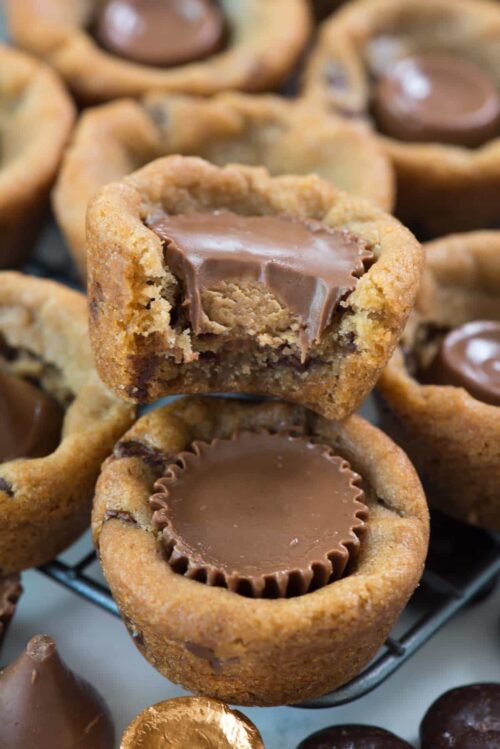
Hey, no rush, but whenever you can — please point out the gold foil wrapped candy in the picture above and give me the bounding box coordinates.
[121,697,264,749]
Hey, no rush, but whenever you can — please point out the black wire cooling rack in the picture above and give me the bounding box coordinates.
[29,243,500,710]
[38,512,499,709]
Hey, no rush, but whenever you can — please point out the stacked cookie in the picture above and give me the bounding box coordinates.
[0,0,498,736]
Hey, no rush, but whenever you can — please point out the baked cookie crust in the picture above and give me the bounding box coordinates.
[0,44,74,269]
[377,231,500,530]
[87,155,420,420]
[5,0,311,103]
[54,92,394,278]
[0,273,135,574]
[92,396,429,706]
[303,0,500,237]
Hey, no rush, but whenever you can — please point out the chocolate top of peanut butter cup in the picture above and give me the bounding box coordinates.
[147,211,372,359]
[151,431,367,598]
[95,0,225,67]
[373,54,500,148]
[422,320,500,407]
[0,368,64,464]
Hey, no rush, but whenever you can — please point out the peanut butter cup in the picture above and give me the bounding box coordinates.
[92,396,429,706]
[0,272,135,574]
[421,320,500,407]
[0,368,64,463]
[121,697,264,749]
[87,156,421,419]
[151,431,367,598]
[95,0,225,67]
[0,635,114,749]
[373,54,500,148]
[303,0,500,236]
[6,0,311,102]
[377,230,500,530]
[54,93,394,278]
[147,211,372,360]
[0,44,74,268]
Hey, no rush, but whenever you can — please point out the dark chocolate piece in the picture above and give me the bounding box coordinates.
[0,635,115,749]
[297,724,413,749]
[0,575,22,656]
[95,0,225,67]
[373,54,500,147]
[147,211,371,357]
[0,368,64,463]
[421,683,500,749]
[151,430,367,598]
[422,320,500,406]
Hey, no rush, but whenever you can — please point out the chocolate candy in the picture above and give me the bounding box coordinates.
[373,54,500,147]
[95,0,225,67]
[297,724,413,749]
[148,211,372,357]
[0,635,114,749]
[424,320,500,407]
[121,696,264,748]
[151,431,367,598]
[0,575,22,656]
[0,368,64,463]
[420,683,500,749]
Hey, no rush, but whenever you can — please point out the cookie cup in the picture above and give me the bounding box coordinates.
[54,92,394,277]
[0,44,74,268]
[6,0,311,103]
[92,396,429,707]
[377,231,500,530]
[87,155,421,419]
[0,273,135,574]
[303,0,500,237]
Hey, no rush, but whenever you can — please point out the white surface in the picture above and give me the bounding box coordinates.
[1,12,499,749]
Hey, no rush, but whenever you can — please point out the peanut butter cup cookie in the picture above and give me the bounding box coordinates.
[54,92,394,278]
[87,156,420,419]
[377,231,500,530]
[92,396,429,706]
[6,0,311,103]
[303,0,500,237]
[0,273,135,574]
[0,44,74,269]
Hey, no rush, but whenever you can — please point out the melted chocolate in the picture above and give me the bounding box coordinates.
[373,54,500,147]
[147,211,371,357]
[420,683,500,749]
[0,635,115,749]
[95,0,225,67]
[0,368,64,463]
[151,431,367,598]
[422,320,500,407]
[297,724,413,749]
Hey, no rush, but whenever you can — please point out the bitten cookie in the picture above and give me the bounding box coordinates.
[0,273,135,574]
[54,92,394,277]
[303,0,500,237]
[92,396,429,706]
[87,155,421,419]
[377,231,500,530]
[6,0,311,103]
[0,44,74,268]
